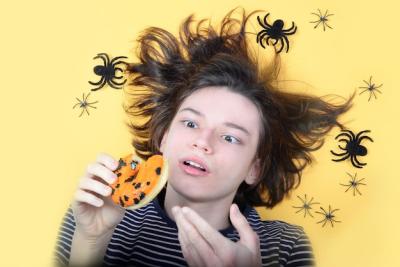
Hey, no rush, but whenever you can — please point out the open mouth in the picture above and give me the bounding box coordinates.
[180,160,209,176]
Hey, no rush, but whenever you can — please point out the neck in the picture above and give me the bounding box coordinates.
[163,185,234,231]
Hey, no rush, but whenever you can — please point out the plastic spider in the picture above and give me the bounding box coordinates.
[89,53,128,91]
[359,76,383,101]
[315,205,341,227]
[331,129,374,168]
[72,92,98,117]
[256,13,297,53]
[292,194,320,218]
[310,9,334,31]
[340,172,366,196]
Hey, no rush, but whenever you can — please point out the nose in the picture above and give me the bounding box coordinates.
[191,129,213,153]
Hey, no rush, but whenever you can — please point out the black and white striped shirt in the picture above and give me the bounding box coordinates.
[54,194,315,267]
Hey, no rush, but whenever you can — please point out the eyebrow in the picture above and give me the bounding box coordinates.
[179,107,251,136]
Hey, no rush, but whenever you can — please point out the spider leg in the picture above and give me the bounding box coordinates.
[359,88,369,95]
[335,132,352,141]
[257,16,267,29]
[351,155,364,168]
[110,56,128,65]
[282,22,297,35]
[331,153,350,162]
[257,33,269,48]
[277,37,285,53]
[90,78,106,91]
[371,90,378,100]
[110,77,127,86]
[353,155,366,167]
[83,92,90,102]
[94,53,110,67]
[79,107,85,117]
[311,20,322,29]
[84,107,90,116]
[368,92,372,101]
[263,13,272,28]
[341,130,356,140]
[73,101,83,109]
[89,76,105,86]
[355,130,371,141]
[374,88,383,94]
[357,135,374,144]
[256,30,266,43]
[331,149,349,156]
[107,79,124,89]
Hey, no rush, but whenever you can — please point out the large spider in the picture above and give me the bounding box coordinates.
[331,129,373,168]
[292,194,320,218]
[359,76,383,101]
[89,53,128,91]
[340,172,366,196]
[256,13,297,53]
[315,205,341,227]
[72,92,98,117]
[310,9,334,31]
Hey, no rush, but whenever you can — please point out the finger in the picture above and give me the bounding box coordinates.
[74,188,104,207]
[85,162,118,185]
[230,203,260,252]
[96,152,120,171]
[180,206,227,254]
[173,207,205,267]
[78,176,112,197]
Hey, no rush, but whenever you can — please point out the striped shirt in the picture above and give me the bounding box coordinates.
[54,194,315,267]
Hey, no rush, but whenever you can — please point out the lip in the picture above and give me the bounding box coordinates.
[179,156,210,175]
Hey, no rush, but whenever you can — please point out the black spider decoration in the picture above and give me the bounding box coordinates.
[340,172,366,196]
[310,9,334,31]
[331,129,374,168]
[292,194,320,218]
[359,76,383,101]
[315,205,341,227]
[256,13,297,53]
[73,92,98,117]
[89,53,128,91]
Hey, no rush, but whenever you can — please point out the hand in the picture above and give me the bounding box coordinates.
[172,204,262,267]
[71,152,126,239]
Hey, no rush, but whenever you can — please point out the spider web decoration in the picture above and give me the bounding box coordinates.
[330,129,374,169]
[256,13,297,53]
[89,53,128,91]
[310,9,334,31]
[292,194,320,218]
[315,205,341,227]
[340,172,366,196]
[359,76,383,101]
[72,92,99,117]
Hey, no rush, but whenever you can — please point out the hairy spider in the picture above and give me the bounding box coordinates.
[315,205,341,227]
[72,92,98,117]
[256,13,297,53]
[89,53,128,91]
[331,129,373,168]
[359,76,383,101]
[340,172,366,196]
[310,9,334,31]
[292,194,320,218]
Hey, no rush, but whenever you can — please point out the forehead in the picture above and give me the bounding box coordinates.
[178,87,261,133]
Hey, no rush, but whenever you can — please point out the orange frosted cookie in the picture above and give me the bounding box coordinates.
[110,153,169,210]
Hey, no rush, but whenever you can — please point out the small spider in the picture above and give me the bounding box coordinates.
[256,13,297,53]
[72,92,99,117]
[310,9,334,31]
[331,129,374,168]
[359,76,383,101]
[89,53,128,91]
[315,205,341,227]
[292,194,320,218]
[340,172,366,196]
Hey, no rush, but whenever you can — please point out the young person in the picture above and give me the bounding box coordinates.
[54,7,353,267]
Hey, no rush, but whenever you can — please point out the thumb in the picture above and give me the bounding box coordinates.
[230,203,259,252]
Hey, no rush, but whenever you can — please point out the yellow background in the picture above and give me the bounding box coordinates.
[1,0,399,266]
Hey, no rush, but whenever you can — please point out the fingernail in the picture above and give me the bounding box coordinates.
[181,207,189,214]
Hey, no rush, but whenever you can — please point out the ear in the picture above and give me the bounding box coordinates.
[244,158,261,185]
[160,129,169,154]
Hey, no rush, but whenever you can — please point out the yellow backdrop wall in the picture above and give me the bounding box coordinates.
[1,0,399,266]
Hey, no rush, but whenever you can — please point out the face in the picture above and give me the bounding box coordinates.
[160,86,261,203]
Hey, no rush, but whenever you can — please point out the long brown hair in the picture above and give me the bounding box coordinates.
[122,7,354,208]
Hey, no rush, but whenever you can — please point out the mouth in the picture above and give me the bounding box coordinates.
[179,157,210,177]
